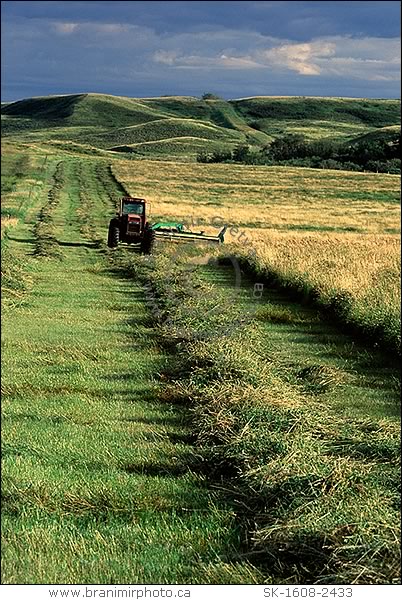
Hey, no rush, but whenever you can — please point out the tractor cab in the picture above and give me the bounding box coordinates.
[120,197,146,217]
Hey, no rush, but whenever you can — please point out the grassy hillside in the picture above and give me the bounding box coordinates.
[110,137,239,157]
[231,96,400,141]
[1,94,86,120]
[1,94,165,127]
[2,93,400,159]
[232,96,401,126]
[86,117,245,149]
[348,124,400,145]
[140,96,271,144]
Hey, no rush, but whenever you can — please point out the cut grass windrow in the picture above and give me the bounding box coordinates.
[98,162,130,209]
[1,150,56,305]
[1,147,50,231]
[121,247,400,584]
[33,161,64,258]
[0,239,30,305]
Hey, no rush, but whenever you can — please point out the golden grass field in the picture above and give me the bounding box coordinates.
[113,160,400,234]
[113,159,401,348]
[243,232,401,345]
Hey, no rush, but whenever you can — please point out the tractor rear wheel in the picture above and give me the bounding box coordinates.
[107,220,120,248]
[140,228,155,255]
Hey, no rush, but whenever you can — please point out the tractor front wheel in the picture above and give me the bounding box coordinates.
[107,220,120,248]
[140,228,155,255]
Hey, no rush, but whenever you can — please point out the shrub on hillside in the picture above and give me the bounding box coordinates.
[201,93,223,100]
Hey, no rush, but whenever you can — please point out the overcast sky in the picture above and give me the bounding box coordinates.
[1,1,400,101]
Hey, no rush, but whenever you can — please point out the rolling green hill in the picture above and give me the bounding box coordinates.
[1,94,86,120]
[1,93,166,127]
[232,96,401,126]
[85,117,245,149]
[2,93,400,159]
[109,137,239,157]
[348,124,400,146]
[231,96,401,140]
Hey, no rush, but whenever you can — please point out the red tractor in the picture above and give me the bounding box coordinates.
[107,197,155,254]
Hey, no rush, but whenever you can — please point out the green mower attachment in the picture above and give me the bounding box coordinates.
[151,222,226,244]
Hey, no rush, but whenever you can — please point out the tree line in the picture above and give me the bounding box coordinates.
[197,133,401,174]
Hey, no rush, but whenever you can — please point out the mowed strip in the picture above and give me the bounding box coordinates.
[1,158,242,584]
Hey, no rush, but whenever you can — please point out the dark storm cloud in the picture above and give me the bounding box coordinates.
[3,1,401,38]
[1,1,400,101]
